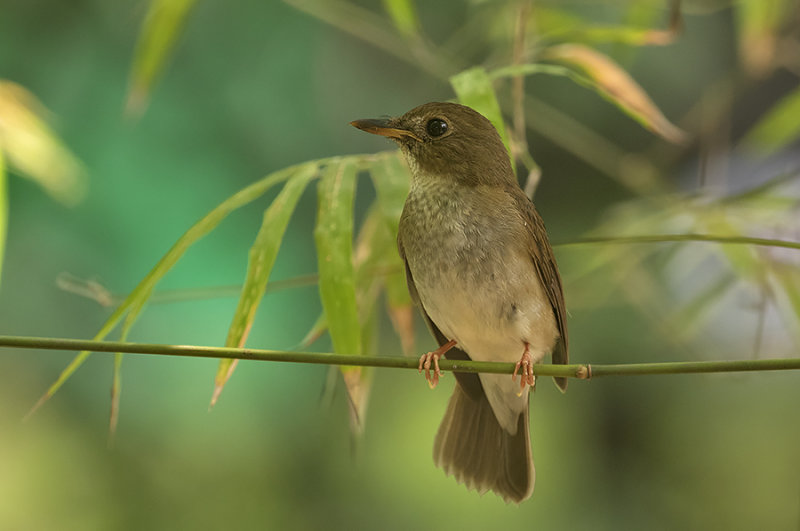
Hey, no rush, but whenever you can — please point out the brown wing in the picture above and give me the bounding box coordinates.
[398,237,485,401]
[509,186,569,392]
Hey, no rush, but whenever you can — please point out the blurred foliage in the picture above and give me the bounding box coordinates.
[2,0,800,529]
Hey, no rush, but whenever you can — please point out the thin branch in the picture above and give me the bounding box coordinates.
[2,335,799,379]
[557,234,800,251]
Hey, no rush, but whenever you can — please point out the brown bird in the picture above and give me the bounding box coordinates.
[351,102,568,503]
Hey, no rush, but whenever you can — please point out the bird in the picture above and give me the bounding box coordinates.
[350,102,568,503]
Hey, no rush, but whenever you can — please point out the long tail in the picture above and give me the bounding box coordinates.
[433,382,534,503]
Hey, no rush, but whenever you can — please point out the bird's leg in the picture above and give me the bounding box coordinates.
[418,339,457,389]
[512,342,535,393]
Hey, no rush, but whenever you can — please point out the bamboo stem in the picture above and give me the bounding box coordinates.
[2,335,798,379]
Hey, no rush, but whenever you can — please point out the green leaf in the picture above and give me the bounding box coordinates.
[0,81,87,205]
[367,151,410,237]
[26,165,298,418]
[296,312,327,350]
[353,203,414,356]
[541,44,687,144]
[211,162,318,406]
[743,86,800,156]
[382,0,419,38]
[450,67,514,167]
[0,149,6,285]
[314,159,361,358]
[108,293,149,445]
[126,0,199,116]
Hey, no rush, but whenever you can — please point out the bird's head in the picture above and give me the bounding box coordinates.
[351,102,514,186]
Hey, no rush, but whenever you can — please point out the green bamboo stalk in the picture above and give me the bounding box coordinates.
[557,233,800,251]
[2,335,799,379]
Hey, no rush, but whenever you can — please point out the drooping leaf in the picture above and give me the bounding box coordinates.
[109,353,123,447]
[743,86,800,156]
[314,157,365,432]
[126,0,199,116]
[314,159,361,357]
[382,0,420,38]
[210,163,318,406]
[354,203,413,355]
[450,67,514,166]
[108,292,150,445]
[296,312,327,350]
[348,297,378,440]
[367,151,410,237]
[542,44,687,144]
[0,81,87,205]
[26,165,299,418]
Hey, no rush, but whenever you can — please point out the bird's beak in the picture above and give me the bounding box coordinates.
[350,118,422,142]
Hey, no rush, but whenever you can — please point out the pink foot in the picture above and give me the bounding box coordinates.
[418,339,457,389]
[512,342,535,393]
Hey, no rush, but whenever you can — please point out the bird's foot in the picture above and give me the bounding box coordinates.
[418,339,457,389]
[512,342,535,395]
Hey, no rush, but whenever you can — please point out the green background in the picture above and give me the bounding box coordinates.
[1,2,799,529]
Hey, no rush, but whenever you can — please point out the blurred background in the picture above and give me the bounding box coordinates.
[1,0,799,529]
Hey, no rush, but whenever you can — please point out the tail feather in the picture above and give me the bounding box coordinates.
[433,383,534,503]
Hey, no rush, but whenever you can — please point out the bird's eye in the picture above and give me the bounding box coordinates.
[426,118,448,137]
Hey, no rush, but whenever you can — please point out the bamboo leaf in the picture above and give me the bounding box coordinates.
[126,0,199,116]
[347,300,378,440]
[450,67,514,166]
[315,158,365,430]
[354,203,414,356]
[542,44,687,144]
[26,165,297,418]
[0,81,87,205]
[370,151,411,238]
[743,86,800,156]
[314,159,361,358]
[382,0,420,38]
[108,293,149,445]
[211,163,318,406]
[296,312,327,350]
[367,151,410,237]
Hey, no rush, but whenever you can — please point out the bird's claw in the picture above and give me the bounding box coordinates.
[418,351,442,389]
[512,343,535,396]
[417,339,457,389]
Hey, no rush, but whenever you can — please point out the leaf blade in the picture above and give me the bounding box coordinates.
[314,159,361,358]
[542,44,687,144]
[126,0,198,115]
[0,81,87,205]
[450,67,515,167]
[743,86,800,156]
[211,162,318,406]
[27,166,295,417]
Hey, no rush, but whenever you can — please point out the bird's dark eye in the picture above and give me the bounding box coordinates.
[426,118,448,137]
